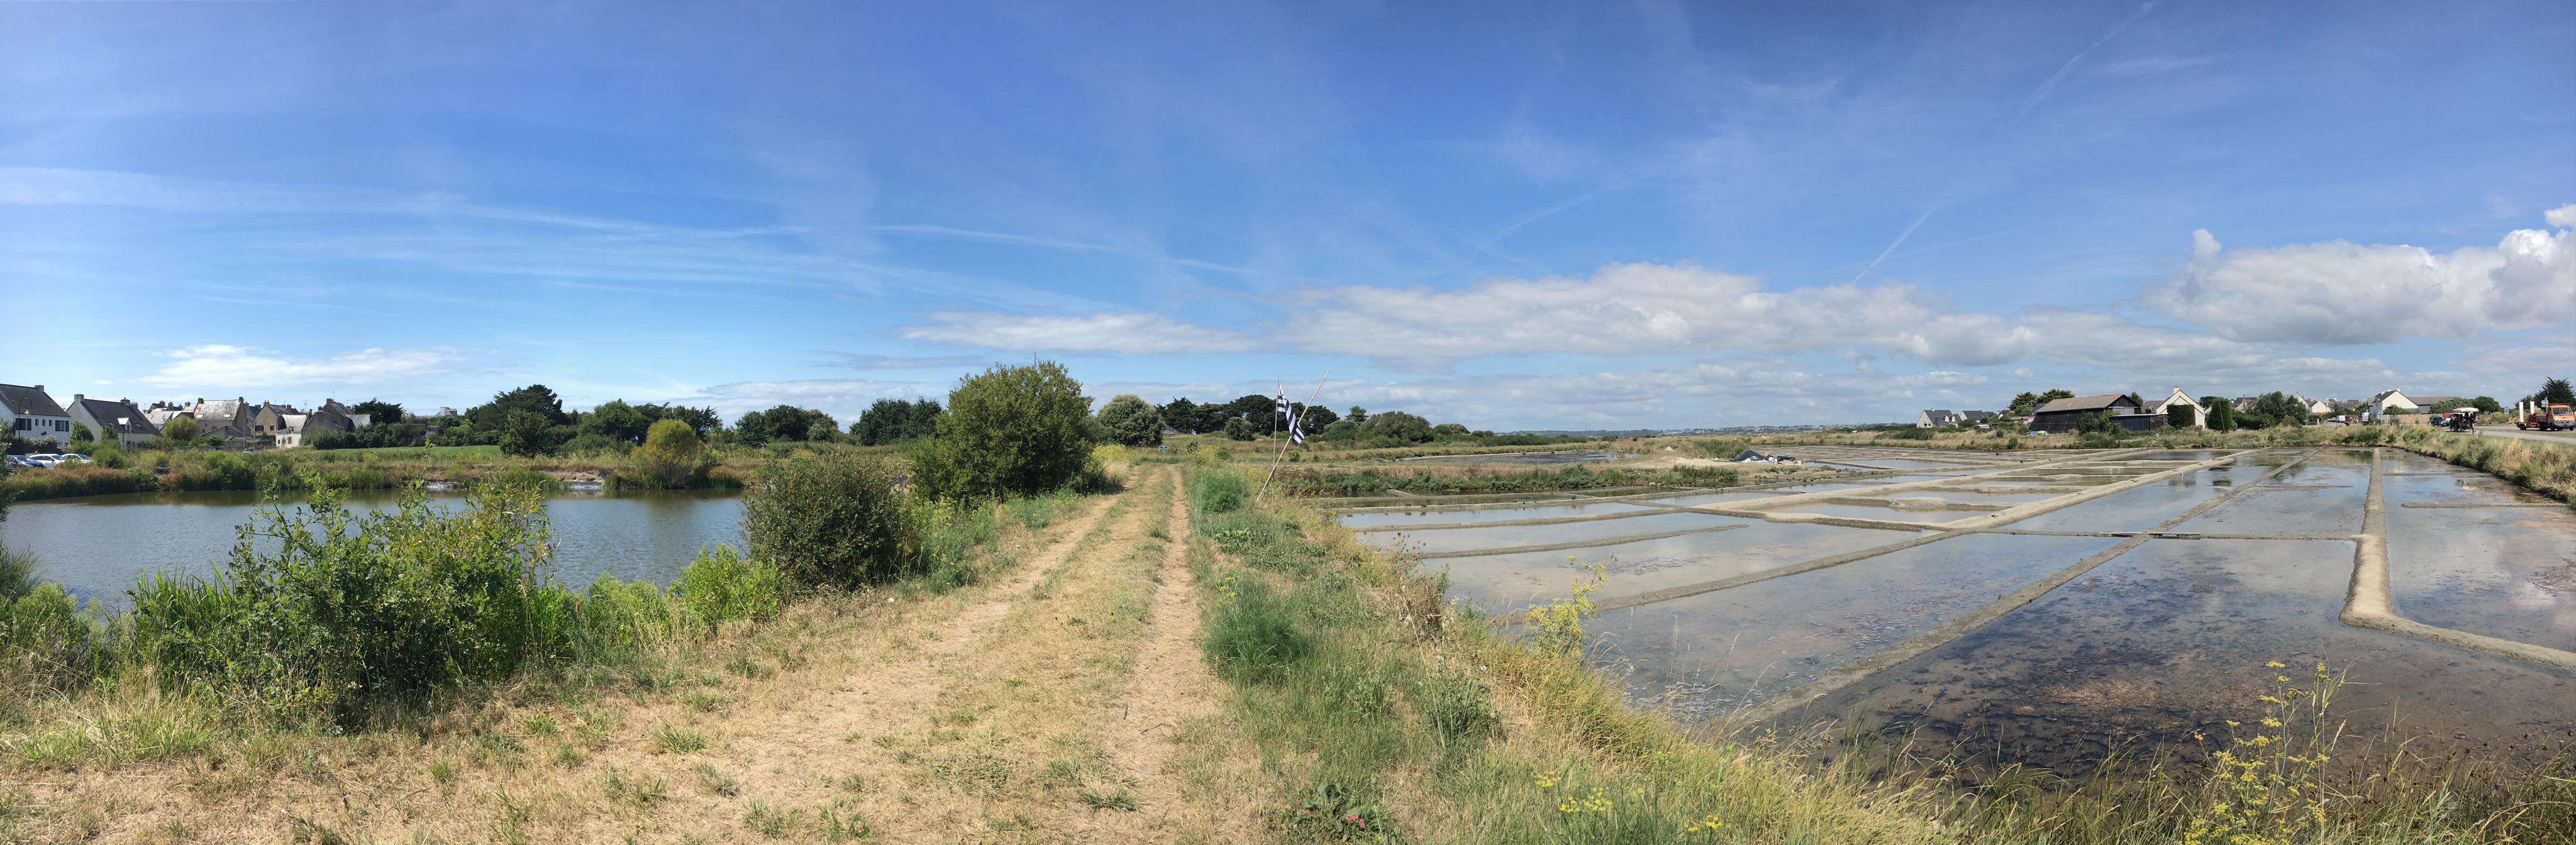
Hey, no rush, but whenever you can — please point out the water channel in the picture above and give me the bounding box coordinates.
[3,489,745,609]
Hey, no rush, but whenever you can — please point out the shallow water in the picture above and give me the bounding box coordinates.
[2386,505,2576,651]
[4,489,746,608]
[1334,499,1652,528]
[1592,533,2122,716]
[1390,511,1740,553]
[1430,519,1924,614]
[1785,538,2576,771]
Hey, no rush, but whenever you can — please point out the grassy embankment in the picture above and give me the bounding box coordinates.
[0,456,1097,842]
[1176,458,2576,842]
[0,439,921,501]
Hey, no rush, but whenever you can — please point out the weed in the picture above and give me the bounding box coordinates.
[518,714,558,736]
[692,763,740,797]
[600,766,668,807]
[680,690,726,712]
[1199,572,1308,683]
[1078,786,1139,812]
[650,724,707,754]
[818,801,873,841]
[742,800,803,838]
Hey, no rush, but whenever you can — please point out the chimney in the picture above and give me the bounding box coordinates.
[73,394,84,402]
[33,385,42,392]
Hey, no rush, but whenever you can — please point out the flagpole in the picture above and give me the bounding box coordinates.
[1260,370,1330,502]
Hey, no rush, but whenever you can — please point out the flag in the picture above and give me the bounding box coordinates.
[1289,409,1305,445]
[1275,387,1291,425]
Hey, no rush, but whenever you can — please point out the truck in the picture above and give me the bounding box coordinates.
[2516,403,2575,431]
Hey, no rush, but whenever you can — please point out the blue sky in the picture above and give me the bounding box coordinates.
[4,1,2571,429]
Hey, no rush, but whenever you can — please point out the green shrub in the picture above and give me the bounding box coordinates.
[631,419,708,488]
[741,454,916,590]
[577,575,672,656]
[672,544,783,632]
[1189,471,1247,514]
[1200,573,1308,683]
[908,361,1097,501]
[128,483,568,722]
[0,550,100,692]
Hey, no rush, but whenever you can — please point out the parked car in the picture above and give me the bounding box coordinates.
[3,455,30,468]
[57,453,91,464]
[22,454,59,468]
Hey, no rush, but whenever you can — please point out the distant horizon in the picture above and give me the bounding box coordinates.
[5,2,2570,429]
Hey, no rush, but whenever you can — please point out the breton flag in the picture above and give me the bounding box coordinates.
[1278,386,1304,444]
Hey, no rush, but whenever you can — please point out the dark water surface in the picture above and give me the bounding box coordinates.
[3,489,745,608]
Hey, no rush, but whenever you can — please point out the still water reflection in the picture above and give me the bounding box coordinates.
[3,489,745,608]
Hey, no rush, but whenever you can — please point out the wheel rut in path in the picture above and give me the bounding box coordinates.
[1094,467,1238,842]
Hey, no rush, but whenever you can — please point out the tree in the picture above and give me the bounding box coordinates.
[731,411,773,447]
[2541,377,2575,407]
[853,398,942,446]
[1095,394,1165,447]
[1158,397,1201,434]
[2005,389,2074,417]
[2167,402,2196,429]
[1360,411,1433,443]
[350,399,405,424]
[579,399,651,445]
[497,409,555,456]
[2247,392,2308,427]
[1296,404,1340,430]
[650,404,723,436]
[162,415,198,443]
[467,385,569,432]
[2200,396,2236,431]
[1431,422,1471,438]
[908,361,1097,500]
[68,423,94,448]
[633,418,706,487]
[1222,417,1257,441]
[1347,406,1368,424]
[2074,410,2118,436]
[2472,396,2503,413]
[738,406,837,443]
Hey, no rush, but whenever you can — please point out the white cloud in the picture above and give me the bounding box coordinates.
[2148,206,2576,345]
[138,345,465,392]
[897,312,1260,354]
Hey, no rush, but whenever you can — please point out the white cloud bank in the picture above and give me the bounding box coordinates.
[2148,205,2576,344]
[138,345,465,392]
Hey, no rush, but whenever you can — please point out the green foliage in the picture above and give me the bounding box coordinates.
[850,398,941,446]
[2538,377,2575,407]
[2201,396,2238,431]
[907,361,1097,501]
[578,399,650,445]
[741,453,917,590]
[2167,400,2197,429]
[1690,438,1750,459]
[1094,394,1165,447]
[1358,411,1433,444]
[1200,572,1308,683]
[2005,389,2073,417]
[497,408,556,457]
[467,384,570,432]
[127,483,566,721]
[68,423,94,448]
[1189,470,1248,514]
[632,419,708,488]
[1,551,99,692]
[737,405,839,444]
[2074,409,2119,436]
[672,544,783,632]
[1420,664,1499,761]
[1222,417,1257,441]
[161,415,197,441]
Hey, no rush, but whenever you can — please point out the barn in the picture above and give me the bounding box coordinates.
[2029,394,2159,434]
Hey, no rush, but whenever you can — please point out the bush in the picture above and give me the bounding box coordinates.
[741,453,917,590]
[1189,470,1248,514]
[1,549,99,692]
[632,419,709,488]
[1095,394,1164,447]
[1358,411,1433,443]
[671,544,783,633]
[128,483,566,722]
[908,361,1098,501]
[1200,573,1307,683]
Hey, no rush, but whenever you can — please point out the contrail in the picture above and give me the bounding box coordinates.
[1850,208,1937,285]
[2019,2,2158,119]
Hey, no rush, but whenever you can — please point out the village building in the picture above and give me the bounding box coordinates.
[0,384,74,445]
[2141,387,2206,428]
[2030,393,2157,433]
[65,395,160,447]
[2358,389,2419,419]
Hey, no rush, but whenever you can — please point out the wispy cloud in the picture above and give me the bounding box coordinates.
[2019,2,2160,119]
[136,345,469,392]
[1849,208,1936,284]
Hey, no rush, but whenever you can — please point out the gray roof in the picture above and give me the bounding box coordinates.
[69,397,160,435]
[2033,394,2135,414]
[0,384,67,418]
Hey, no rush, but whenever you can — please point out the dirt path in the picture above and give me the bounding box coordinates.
[1092,467,1236,842]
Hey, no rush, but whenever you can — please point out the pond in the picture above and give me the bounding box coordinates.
[2,489,746,609]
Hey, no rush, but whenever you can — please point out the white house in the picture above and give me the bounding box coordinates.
[2292,394,2334,417]
[65,395,160,448]
[2360,389,2419,419]
[1,384,73,445]
[2141,387,2206,428]
[1916,409,1962,428]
